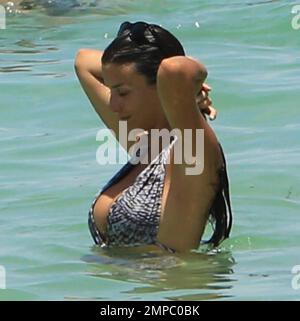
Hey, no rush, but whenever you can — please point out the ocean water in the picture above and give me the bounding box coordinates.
[0,0,300,300]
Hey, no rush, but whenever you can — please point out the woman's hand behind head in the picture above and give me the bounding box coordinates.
[196,83,217,121]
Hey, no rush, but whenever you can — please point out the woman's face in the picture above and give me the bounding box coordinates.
[102,62,167,132]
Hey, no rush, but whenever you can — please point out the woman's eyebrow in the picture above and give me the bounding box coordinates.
[111,83,125,89]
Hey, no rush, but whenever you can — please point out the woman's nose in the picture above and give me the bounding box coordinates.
[109,94,123,113]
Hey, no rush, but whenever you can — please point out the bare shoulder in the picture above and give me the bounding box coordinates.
[157,130,222,253]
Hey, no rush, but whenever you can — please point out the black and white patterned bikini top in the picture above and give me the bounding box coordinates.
[88,135,178,253]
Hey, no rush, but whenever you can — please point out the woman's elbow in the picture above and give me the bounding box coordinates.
[157,56,207,86]
[74,49,88,71]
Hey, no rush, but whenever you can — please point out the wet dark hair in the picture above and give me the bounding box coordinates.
[205,144,233,248]
[102,21,185,85]
[102,21,233,248]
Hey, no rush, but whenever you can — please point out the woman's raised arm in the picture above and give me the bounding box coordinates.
[74,49,120,137]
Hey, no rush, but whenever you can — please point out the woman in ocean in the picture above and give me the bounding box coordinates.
[74,21,232,253]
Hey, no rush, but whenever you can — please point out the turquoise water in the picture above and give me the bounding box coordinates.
[1,0,300,300]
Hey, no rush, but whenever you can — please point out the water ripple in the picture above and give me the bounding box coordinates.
[0,64,32,72]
